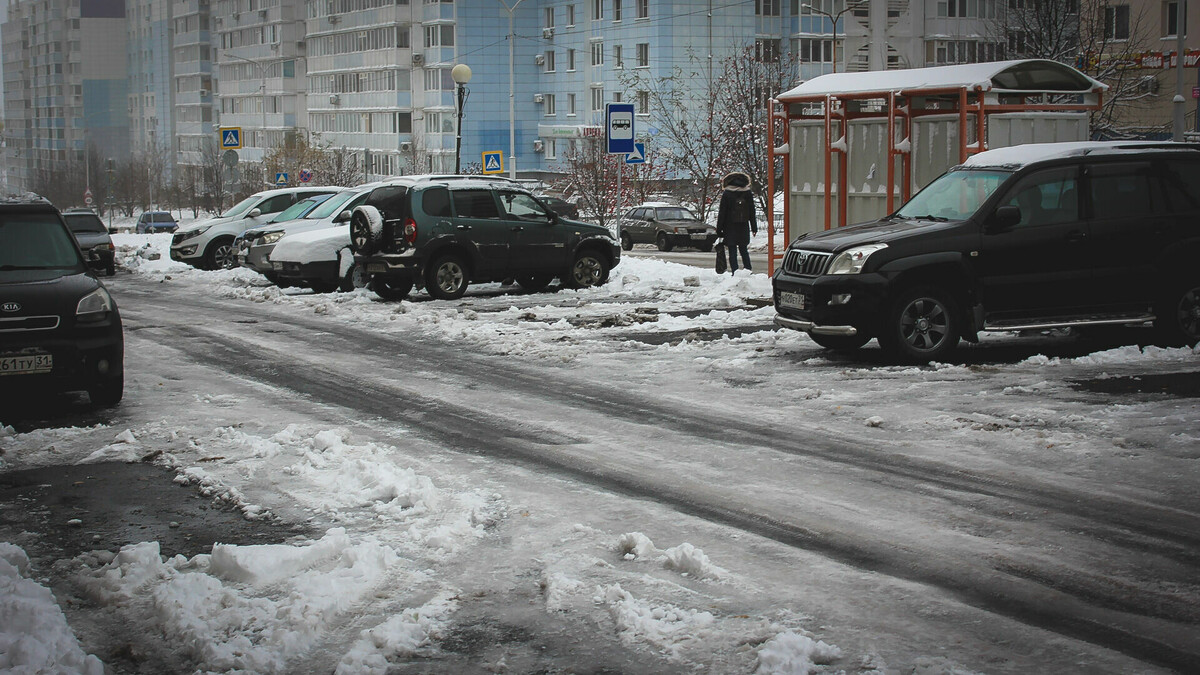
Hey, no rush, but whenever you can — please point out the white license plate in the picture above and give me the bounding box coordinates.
[690,233,708,239]
[0,353,52,376]
[367,263,388,273]
[779,291,805,310]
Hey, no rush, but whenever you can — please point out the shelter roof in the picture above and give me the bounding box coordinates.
[777,59,1107,101]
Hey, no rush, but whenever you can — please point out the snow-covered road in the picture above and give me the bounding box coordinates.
[2,232,1198,674]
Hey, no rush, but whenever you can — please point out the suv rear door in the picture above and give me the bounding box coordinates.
[1084,161,1169,307]
[448,188,510,275]
[496,189,567,273]
[976,166,1094,315]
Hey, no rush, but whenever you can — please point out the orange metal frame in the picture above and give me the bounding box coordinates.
[765,86,1104,275]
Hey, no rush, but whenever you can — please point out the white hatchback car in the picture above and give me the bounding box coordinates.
[170,186,340,269]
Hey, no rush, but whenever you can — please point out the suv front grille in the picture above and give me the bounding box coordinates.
[783,249,831,276]
[0,315,60,332]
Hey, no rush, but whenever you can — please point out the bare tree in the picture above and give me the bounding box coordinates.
[558,136,625,230]
[712,45,798,215]
[1076,1,1166,138]
[993,0,1081,62]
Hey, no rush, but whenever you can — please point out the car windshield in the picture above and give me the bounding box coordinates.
[307,190,358,219]
[656,207,698,221]
[0,214,84,272]
[152,213,175,222]
[271,194,331,223]
[64,213,107,233]
[220,196,259,219]
[894,169,1011,221]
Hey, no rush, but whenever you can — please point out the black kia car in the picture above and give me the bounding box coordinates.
[0,197,124,405]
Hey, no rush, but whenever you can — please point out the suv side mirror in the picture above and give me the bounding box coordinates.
[989,205,1021,231]
[333,210,351,223]
[248,208,262,218]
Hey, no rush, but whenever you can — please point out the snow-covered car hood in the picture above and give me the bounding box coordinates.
[269,225,349,265]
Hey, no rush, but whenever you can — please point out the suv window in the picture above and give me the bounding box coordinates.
[64,213,108,233]
[452,189,501,219]
[0,213,82,269]
[422,187,451,217]
[1163,159,1200,211]
[257,194,294,215]
[1001,168,1078,228]
[368,185,409,218]
[497,190,551,219]
[1087,163,1158,221]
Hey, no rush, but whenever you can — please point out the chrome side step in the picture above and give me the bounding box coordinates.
[982,314,1155,332]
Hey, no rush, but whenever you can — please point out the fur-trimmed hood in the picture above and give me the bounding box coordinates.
[722,172,752,191]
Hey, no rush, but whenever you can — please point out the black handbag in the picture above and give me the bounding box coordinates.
[715,240,727,274]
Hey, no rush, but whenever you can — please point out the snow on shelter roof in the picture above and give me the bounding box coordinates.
[777,59,1106,101]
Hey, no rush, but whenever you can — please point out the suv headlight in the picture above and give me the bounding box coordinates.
[261,231,284,245]
[826,243,887,275]
[76,287,114,322]
[182,225,212,240]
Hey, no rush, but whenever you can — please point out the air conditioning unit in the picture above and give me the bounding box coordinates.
[542,27,554,39]
[412,53,424,65]
[534,54,545,65]
[327,14,339,23]
[533,139,544,152]
[329,94,340,105]
[400,141,413,151]
[533,93,544,103]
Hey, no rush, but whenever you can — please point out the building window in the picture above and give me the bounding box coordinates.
[567,4,576,24]
[545,93,555,115]
[756,0,780,16]
[568,93,577,115]
[425,111,454,133]
[797,37,834,63]
[594,0,603,19]
[568,48,576,70]
[636,42,649,67]
[425,24,453,47]
[637,0,648,19]
[592,41,604,65]
[1105,4,1130,39]
[613,0,622,21]
[1166,1,1186,36]
[637,90,649,114]
[756,38,781,62]
[544,6,554,27]
[545,50,555,71]
[591,87,604,111]
[614,44,623,68]
[545,138,557,159]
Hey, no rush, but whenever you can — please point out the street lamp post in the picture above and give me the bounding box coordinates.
[801,1,866,74]
[452,63,472,174]
[498,0,525,179]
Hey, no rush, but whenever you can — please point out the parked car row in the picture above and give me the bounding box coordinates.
[169,176,621,301]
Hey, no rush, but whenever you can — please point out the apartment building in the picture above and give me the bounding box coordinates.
[172,0,218,167]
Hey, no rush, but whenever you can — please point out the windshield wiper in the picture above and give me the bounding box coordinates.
[901,214,949,222]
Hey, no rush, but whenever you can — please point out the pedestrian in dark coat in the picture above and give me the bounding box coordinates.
[715,172,757,273]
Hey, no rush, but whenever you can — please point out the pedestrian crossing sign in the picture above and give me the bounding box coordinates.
[481,151,504,174]
[220,127,242,149]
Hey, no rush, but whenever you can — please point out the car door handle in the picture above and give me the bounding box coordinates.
[457,224,471,230]
[511,226,524,232]
[1065,230,1087,243]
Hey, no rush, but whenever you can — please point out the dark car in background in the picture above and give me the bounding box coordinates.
[618,203,717,252]
[135,210,179,234]
[536,195,580,219]
[0,197,124,405]
[62,208,116,276]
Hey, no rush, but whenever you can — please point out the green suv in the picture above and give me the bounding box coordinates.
[350,177,620,300]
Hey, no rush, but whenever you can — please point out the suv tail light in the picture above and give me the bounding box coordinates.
[403,218,417,244]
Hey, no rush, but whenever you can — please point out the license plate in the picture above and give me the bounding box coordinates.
[367,264,387,273]
[0,353,52,376]
[690,233,707,239]
[779,291,805,310]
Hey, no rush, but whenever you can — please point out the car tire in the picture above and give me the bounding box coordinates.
[1153,279,1200,347]
[565,249,610,289]
[340,263,368,292]
[370,276,413,300]
[620,232,633,251]
[516,275,553,292]
[425,254,469,300]
[809,333,871,352]
[349,206,384,255]
[877,286,961,363]
[88,376,124,407]
[105,263,116,276]
[204,237,236,270]
[656,232,674,252]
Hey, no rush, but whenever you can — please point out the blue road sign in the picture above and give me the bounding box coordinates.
[275,172,288,186]
[220,128,242,149]
[625,142,646,164]
[606,103,635,154]
[481,151,504,174]
[299,168,312,183]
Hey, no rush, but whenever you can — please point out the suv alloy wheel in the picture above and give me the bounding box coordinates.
[1155,280,1200,346]
[425,253,469,300]
[565,250,610,289]
[878,286,961,363]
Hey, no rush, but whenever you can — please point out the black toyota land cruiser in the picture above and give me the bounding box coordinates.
[350,177,620,300]
[773,141,1200,363]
